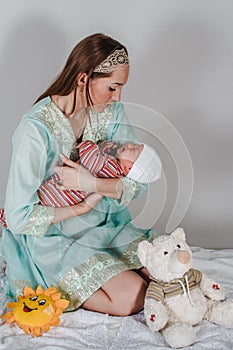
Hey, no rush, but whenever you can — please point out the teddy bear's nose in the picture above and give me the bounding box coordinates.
[177,250,190,264]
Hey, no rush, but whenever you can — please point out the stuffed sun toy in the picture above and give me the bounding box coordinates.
[1,285,69,336]
[137,228,233,349]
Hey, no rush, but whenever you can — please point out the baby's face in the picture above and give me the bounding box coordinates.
[116,143,144,163]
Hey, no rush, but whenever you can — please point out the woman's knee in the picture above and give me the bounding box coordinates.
[83,271,149,316]
[113,277,148,316]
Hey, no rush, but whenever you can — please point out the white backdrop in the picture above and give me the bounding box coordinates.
[0,0,232,248]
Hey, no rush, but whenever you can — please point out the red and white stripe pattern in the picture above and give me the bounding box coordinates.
[0,208,6,227]
[0,141,123,227]
[37,173,87,207]
[0,141,124,227]
[38,140,124,207]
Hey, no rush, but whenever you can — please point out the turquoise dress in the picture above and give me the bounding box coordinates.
[0,97,155,310]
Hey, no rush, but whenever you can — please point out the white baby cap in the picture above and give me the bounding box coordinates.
[127,144,162,183]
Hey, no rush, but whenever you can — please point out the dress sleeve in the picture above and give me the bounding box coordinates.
[5,119,54,236]
[107,103,148,204]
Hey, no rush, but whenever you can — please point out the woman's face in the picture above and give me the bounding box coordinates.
[88,67,129,109]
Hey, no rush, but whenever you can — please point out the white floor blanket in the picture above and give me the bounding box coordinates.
[0,246,233,350]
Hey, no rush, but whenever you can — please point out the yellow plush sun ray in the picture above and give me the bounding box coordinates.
[55,299,69,309]
[23,286,36,297]
[51,292,62,301]
[1,285,69,337]
[45,287,57,296]
[54,309,63,317]
[36,285,45,295]
[6,302,17,309]
[5,314,15,323]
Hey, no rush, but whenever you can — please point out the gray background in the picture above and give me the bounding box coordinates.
[0,0,232,248]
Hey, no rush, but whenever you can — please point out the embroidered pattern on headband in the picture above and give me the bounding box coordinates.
[93,48,129,73]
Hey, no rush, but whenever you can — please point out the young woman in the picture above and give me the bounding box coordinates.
[1,33,159,316]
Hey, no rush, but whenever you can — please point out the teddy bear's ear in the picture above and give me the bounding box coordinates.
[171,227,186,241]
[137,240,152,266]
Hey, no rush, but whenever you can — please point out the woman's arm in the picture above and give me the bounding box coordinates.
[5,119,102,236]
[52,193,103,224]
[54,154,123,199]
[5,119,54,236]
[54,103,148,202]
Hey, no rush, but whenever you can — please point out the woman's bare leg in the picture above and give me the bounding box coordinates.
[82,270,148,316]
[135,267,151,283]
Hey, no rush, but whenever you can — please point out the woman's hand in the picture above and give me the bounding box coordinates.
[70,193,103,216]
[54,154,96,193]
[54,154,123,199]
[99,141,118,155]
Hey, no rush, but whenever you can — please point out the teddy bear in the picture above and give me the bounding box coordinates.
[137,228,233,349]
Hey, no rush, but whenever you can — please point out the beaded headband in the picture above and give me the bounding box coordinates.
[93,48,129,73]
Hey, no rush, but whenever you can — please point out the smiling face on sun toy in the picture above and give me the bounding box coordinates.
[1,285,69,336]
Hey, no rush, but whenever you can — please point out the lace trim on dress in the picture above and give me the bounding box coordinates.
[119,178,140,205]
[21,205,54,237]
[58,237,144,311]
[83,104,113,143]
[12,278,32,298]
[35,101,76,157]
